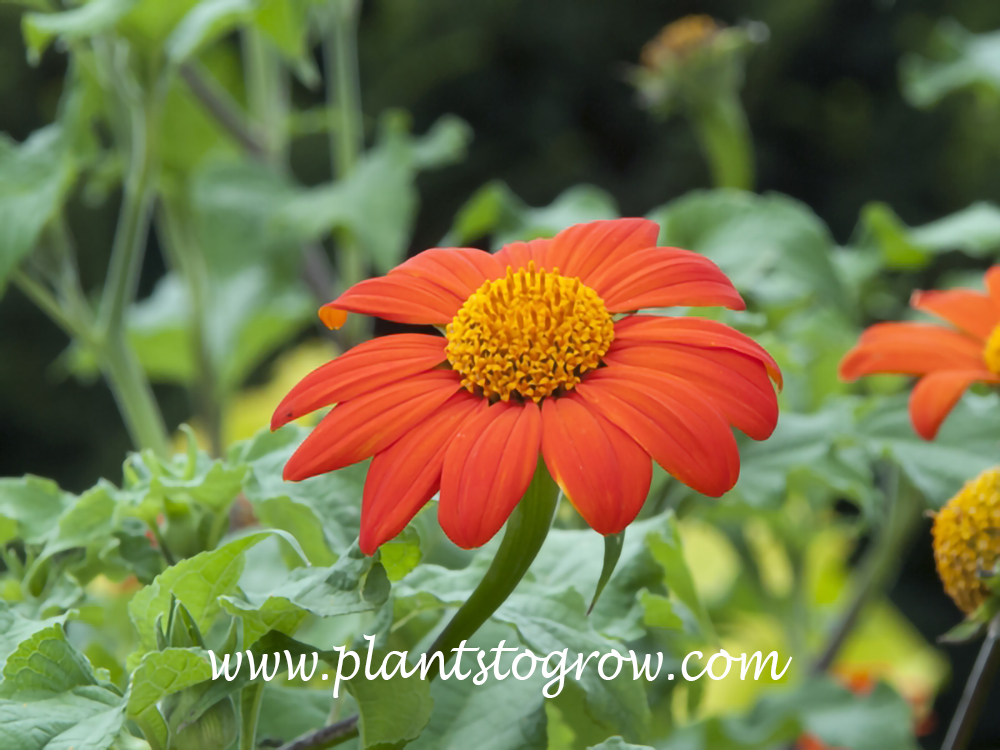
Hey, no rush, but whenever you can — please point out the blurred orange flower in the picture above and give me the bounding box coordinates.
[840,266,1000,439]
[272,219,781,554]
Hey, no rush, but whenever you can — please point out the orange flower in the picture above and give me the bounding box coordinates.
[840,266,1000,440]
[272,219,781,554]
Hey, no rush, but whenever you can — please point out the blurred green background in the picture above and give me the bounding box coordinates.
[2,0,1000,746]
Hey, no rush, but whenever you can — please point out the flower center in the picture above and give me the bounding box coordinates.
[445,262,614,403]
[985,325,1000,374]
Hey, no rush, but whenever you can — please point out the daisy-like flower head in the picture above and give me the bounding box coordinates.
[932,467,1000,615]
[272,219,782,554]
[840,266,1000,440]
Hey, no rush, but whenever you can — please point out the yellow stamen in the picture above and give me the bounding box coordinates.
[932,467,1000,615]
[445,262,614,402]
[984,325,1000,374]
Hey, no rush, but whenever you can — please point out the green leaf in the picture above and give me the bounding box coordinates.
[729,402,875,513]
[494,589,651,741]
[794,680,918,750]
[0,689,125,750]
[858,200,1000,268]
[1,623,99,696]
[443,181,618,248]
[409,624,546,750]
[0,126,76,291]
[276,113,472,273]
[0,602,70,676]
[858,393,1000,507]
[23,484,118,590]
[74,269,314,390]
[21,0,137,61]
[234,425,366,560]
[166,0,255,65]
[126,647,215,748]
[528,514,672,641]
[0,475,73,545]
[255,685,337,744]
[380,526,422,582]
[640,591,683,630]
[128,533,269,655]
[901,20,1000,107]
[646,519,714,638]
[346,648,434,750]
[230,543,389,635]
[650,189,846,312]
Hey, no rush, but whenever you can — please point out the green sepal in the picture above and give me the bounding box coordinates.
[588,529,625,615]
[938,595,1000,645]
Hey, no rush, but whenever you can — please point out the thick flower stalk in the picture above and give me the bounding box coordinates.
[932,468,1000,616]
[840,266,1000,439]
[272,218,782,554]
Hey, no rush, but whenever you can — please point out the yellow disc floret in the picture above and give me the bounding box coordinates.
[984,325,1000,374]
[445,261,614,403]
[932,467,1000,615]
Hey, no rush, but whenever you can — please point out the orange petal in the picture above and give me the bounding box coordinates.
[596,247,745,312]
[541,394,652,534]
[613,315,783,389]
[326,274,465,326]
[283,370,462,481]
[493,238,552,271]
[545,219,660,287]
[271,334,447,430]
[438,401,542,549]
[985,266,1000,308]
[910,288,998,340]
[390,247,505,301]
[360,391,484,555]
[839,322,986,380]
[576,367,739,497]
[909,370,997,440]
[604,344,778,440]
[318,305,348,330]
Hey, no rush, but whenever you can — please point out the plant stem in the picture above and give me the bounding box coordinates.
[324,0,367,344]
[243,27,287,168]
[427,462,560,674]
[11,269,91,343]
[87,71,172,456]
[812,467,921,674]
[179,62,265,158]
[277,462,561,750]
[941,613,1000,750]
[689,92,755,191]
[157,199,223,456]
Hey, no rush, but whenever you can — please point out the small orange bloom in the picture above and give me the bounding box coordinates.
[840,266,1000,440]
[272,219,781,554]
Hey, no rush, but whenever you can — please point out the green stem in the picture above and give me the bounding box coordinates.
[97,93,158,335]
[11,269,91,343]
[689,92,755,191]
[426,460,560,676]
[157,200,222,456]
[324,0,368,344]
[942,613,1000,750]
[243,27,288,168]
[101,335,171,458]
[811,466,922,674]
[326,0,363,179]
